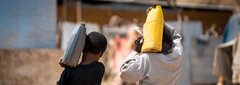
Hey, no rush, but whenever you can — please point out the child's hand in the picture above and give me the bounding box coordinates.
[134,36,143,53]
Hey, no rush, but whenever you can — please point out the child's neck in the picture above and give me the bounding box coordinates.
[80,53,99,65]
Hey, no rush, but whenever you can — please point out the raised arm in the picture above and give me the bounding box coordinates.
[164,23,183,57]
[120,51,150,83]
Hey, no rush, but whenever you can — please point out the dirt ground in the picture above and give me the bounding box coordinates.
[0,49,218,85]
[0,49,64,85]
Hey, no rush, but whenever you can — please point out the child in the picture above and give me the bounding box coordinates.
[58,32,108,85]
[120,23,183,85]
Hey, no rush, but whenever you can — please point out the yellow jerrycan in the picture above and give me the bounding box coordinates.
[141,5,164,53]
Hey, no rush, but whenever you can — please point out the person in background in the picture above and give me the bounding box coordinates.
[108,25,141,85]
[120,23,183,85]
[58,32,108,85]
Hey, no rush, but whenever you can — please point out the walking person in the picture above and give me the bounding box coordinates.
[58,32,108,85]
[120,23,183,85]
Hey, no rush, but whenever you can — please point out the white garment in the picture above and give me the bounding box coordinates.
[120,31,183,85]
[232,34,240,83]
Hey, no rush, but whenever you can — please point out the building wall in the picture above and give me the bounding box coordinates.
[0,49,63,85]
[0,0,56,48]
[57,4,232,34]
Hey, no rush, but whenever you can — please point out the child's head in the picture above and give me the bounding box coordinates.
[83,32,108,57]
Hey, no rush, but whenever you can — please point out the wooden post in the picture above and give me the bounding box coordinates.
[76,0,81,22]
[62,0,67,21]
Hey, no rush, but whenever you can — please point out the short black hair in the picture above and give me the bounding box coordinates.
[84,32,108,54]
[162,25,173,54]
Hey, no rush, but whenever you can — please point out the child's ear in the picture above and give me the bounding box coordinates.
[98,52,103,57]
[82,50,87,54]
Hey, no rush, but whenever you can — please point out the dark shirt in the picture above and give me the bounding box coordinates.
[58,62,105,85]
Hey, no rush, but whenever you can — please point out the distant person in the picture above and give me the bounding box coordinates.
[108,25,141,85]
[58,32,108,85]
[120,23,183,85]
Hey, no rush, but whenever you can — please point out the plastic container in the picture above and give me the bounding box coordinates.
[141,5,164,53]
[60,24,86,67]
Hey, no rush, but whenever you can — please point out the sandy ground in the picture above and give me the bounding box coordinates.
[0,49,63,85]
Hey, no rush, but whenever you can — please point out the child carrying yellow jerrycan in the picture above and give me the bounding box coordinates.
[120,5,183,85]
[141,5,164,53]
